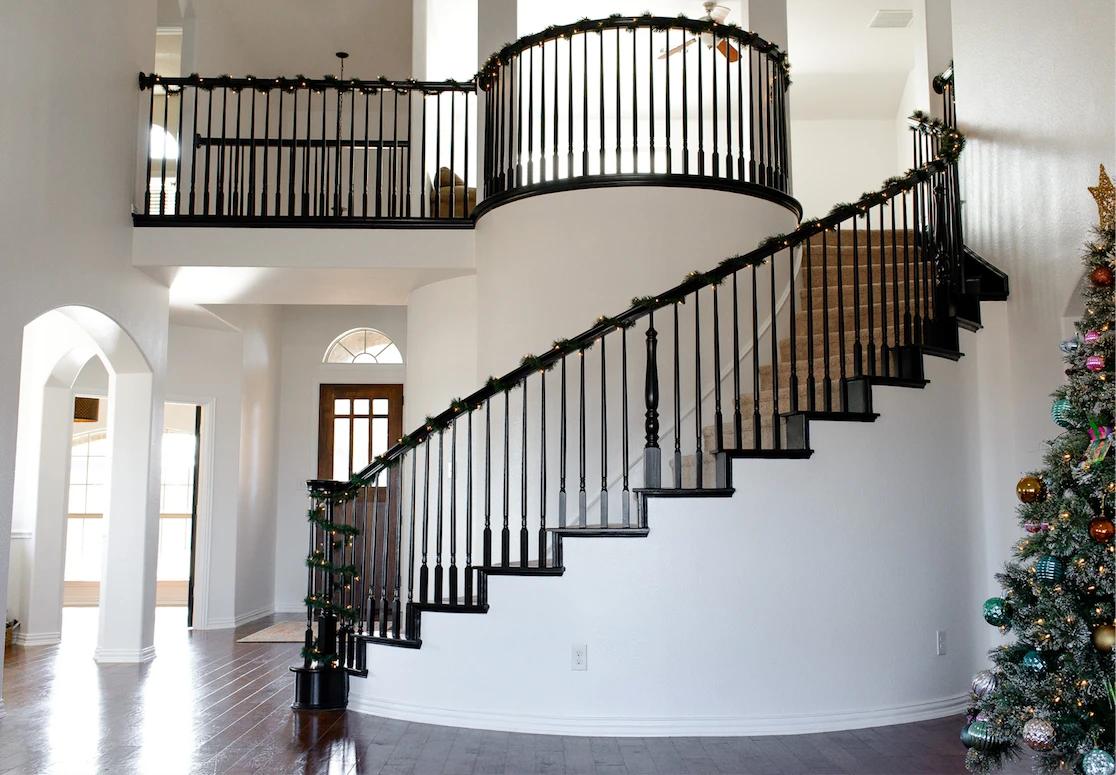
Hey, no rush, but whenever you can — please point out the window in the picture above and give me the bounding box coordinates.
[318,385,403,480]
[324,328,403,364]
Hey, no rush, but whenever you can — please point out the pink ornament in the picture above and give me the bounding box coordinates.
[1024,521,1049,534]
[1085,330,1101,344]
[1087,355,1105,372]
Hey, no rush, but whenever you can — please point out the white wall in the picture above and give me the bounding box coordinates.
[405,277,479,430]
[1,0,169,676]
[165,324,244,628]
[951,0,1115,625]
[789,120,899,219]
[350,338,991,733]
[273,305,407,611]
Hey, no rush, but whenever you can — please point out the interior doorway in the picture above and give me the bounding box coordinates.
[159,403,202,627]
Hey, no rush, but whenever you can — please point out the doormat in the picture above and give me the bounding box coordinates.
[237,620,315,643]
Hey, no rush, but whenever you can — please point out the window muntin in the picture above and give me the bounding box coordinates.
[324,328,402,364]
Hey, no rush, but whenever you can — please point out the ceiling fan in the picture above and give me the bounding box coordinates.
[659,2,742,62]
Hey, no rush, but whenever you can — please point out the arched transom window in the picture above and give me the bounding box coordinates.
[324,328,403,364]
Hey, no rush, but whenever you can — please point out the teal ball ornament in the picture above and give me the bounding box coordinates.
[1051,398,1074,428]
[982,597,1010,627]
[966,721,998,752]
[1083,749,1116,775]
[1022,650,1046,672]
[960,723,973,748]
[1034,555,1065,584]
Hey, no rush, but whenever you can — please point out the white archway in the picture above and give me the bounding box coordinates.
[10,307,161,662]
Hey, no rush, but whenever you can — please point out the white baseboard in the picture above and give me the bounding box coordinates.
[347,693,969,737]
[273,602,306,614]
[93,645,157,663]
[13,631,61,647]
[204,605,275,630]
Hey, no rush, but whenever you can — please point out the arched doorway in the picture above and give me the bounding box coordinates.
[9,306,161,662]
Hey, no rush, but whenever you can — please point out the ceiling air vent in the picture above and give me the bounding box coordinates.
[868,9,913,28]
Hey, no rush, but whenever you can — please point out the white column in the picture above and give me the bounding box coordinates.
[95,372,160,663]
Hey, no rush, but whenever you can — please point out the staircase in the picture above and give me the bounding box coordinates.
[292,68,1009,712]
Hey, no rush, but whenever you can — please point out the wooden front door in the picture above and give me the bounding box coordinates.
[317,384,404,481]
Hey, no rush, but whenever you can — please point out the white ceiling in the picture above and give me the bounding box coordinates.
[787,0,920,120]
[518,1,744,37]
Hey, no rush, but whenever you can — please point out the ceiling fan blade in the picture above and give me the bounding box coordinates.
[715,38,741,62]
[657,37,698,59]
[708,5,731,24]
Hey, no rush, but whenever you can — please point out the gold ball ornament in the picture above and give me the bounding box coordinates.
[1091,518,1115,543]
[1093,624,1115,653]
[1016,476,1046,504]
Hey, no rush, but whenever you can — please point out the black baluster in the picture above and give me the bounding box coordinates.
[527,46,534,185]
[520,381,529,567]
[732,273,743,446]
[890,203,901,367]
[599,335,608,525]
[502,391,511,564]
[159,83,170,215]
[805,235,816,411]
[217,87,228,215]
[539,369,548,566]
[567,35,574,176]
[644,312,661,490]
[355,486,369,637]
[484,399,492,566]
[318,87,327,215]
[303,496,316,668]
[406,450,417,639]
[419,440,430,603]
[851,221,864,377]
[420,93,428,217]
[368,472,381,627]
[578,348,587,526]
[681,31,689,174]
[260,89,270,217]
[378,470,390,637]
[648,23,655,173]
[559,354,568,527]
[621,326,630,527]
[248,87,257,216]
[770,251,781,449]
[789,238,799,412]
[598,29,605,174]
[582,32,589,176]
[673,302,682,486]
[347,86,357,217]
[377,89,385,216]
[902,192,912,345]
[696,30,704,175]
[736,37,745,180]
[710,32,718,177]
[302,87,311,215]
[747,46,756,183]
[392,461,404,637]
[866,209,876,375]
[712,283,724,452]
[751,264,761,447]
[516,54,523,186]
[434,429,444,603]
[405,88,414,216]
[203,88,214,214]
[694,288,703,486]
[449,89,456,217]
[144,85,155,215]
[189,86,200,215]
[615,28,622,174]
[632,22,638,173]
[821,232,833,411]
[363,90,371,216]
[463,90,470,215]
[465,410,475,605]
[665,27,672,174]
[449,418,458,604]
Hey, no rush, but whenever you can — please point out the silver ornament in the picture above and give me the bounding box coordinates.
[1084,750,1116,775]
[1061,338,1080,353]
[971,669,998,699]
[1022,718,1055,751]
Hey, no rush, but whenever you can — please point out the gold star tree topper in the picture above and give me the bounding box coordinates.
[1088,164,1115,230]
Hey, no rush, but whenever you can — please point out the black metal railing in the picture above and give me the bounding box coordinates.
[298,80,967,666]
[479,15,791,199]
[136,74,477,220]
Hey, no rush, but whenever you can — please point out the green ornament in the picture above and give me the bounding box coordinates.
[1034,555,1065,584]
[1083,749,1116,775]
[1051,398,1074,428]
[1022,650,1046,672]
[982,597,1010,626]
[960,723,973,748]
[966,721,999,752]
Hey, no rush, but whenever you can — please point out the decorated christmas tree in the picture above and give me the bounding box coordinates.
[963,165,1116,774]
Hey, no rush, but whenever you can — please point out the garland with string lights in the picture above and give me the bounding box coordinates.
[300,500,360,667]
[962,166,1115,775]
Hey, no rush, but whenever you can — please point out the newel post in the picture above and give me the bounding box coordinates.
[643,312,661,488]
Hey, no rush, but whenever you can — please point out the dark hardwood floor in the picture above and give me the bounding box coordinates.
[0,609,1033,775]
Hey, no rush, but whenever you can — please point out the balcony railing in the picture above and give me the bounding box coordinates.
[136,16,791,224]
[479,15,791,201]
[137,74,477,222]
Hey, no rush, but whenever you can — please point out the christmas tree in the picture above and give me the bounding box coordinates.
[963,165,1116,774]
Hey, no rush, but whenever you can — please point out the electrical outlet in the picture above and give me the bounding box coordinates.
[936,630,947,656]
[571,643,587,670]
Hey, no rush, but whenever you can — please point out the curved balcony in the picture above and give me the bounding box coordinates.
[134,16,793,226]
[477,15,792,213]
